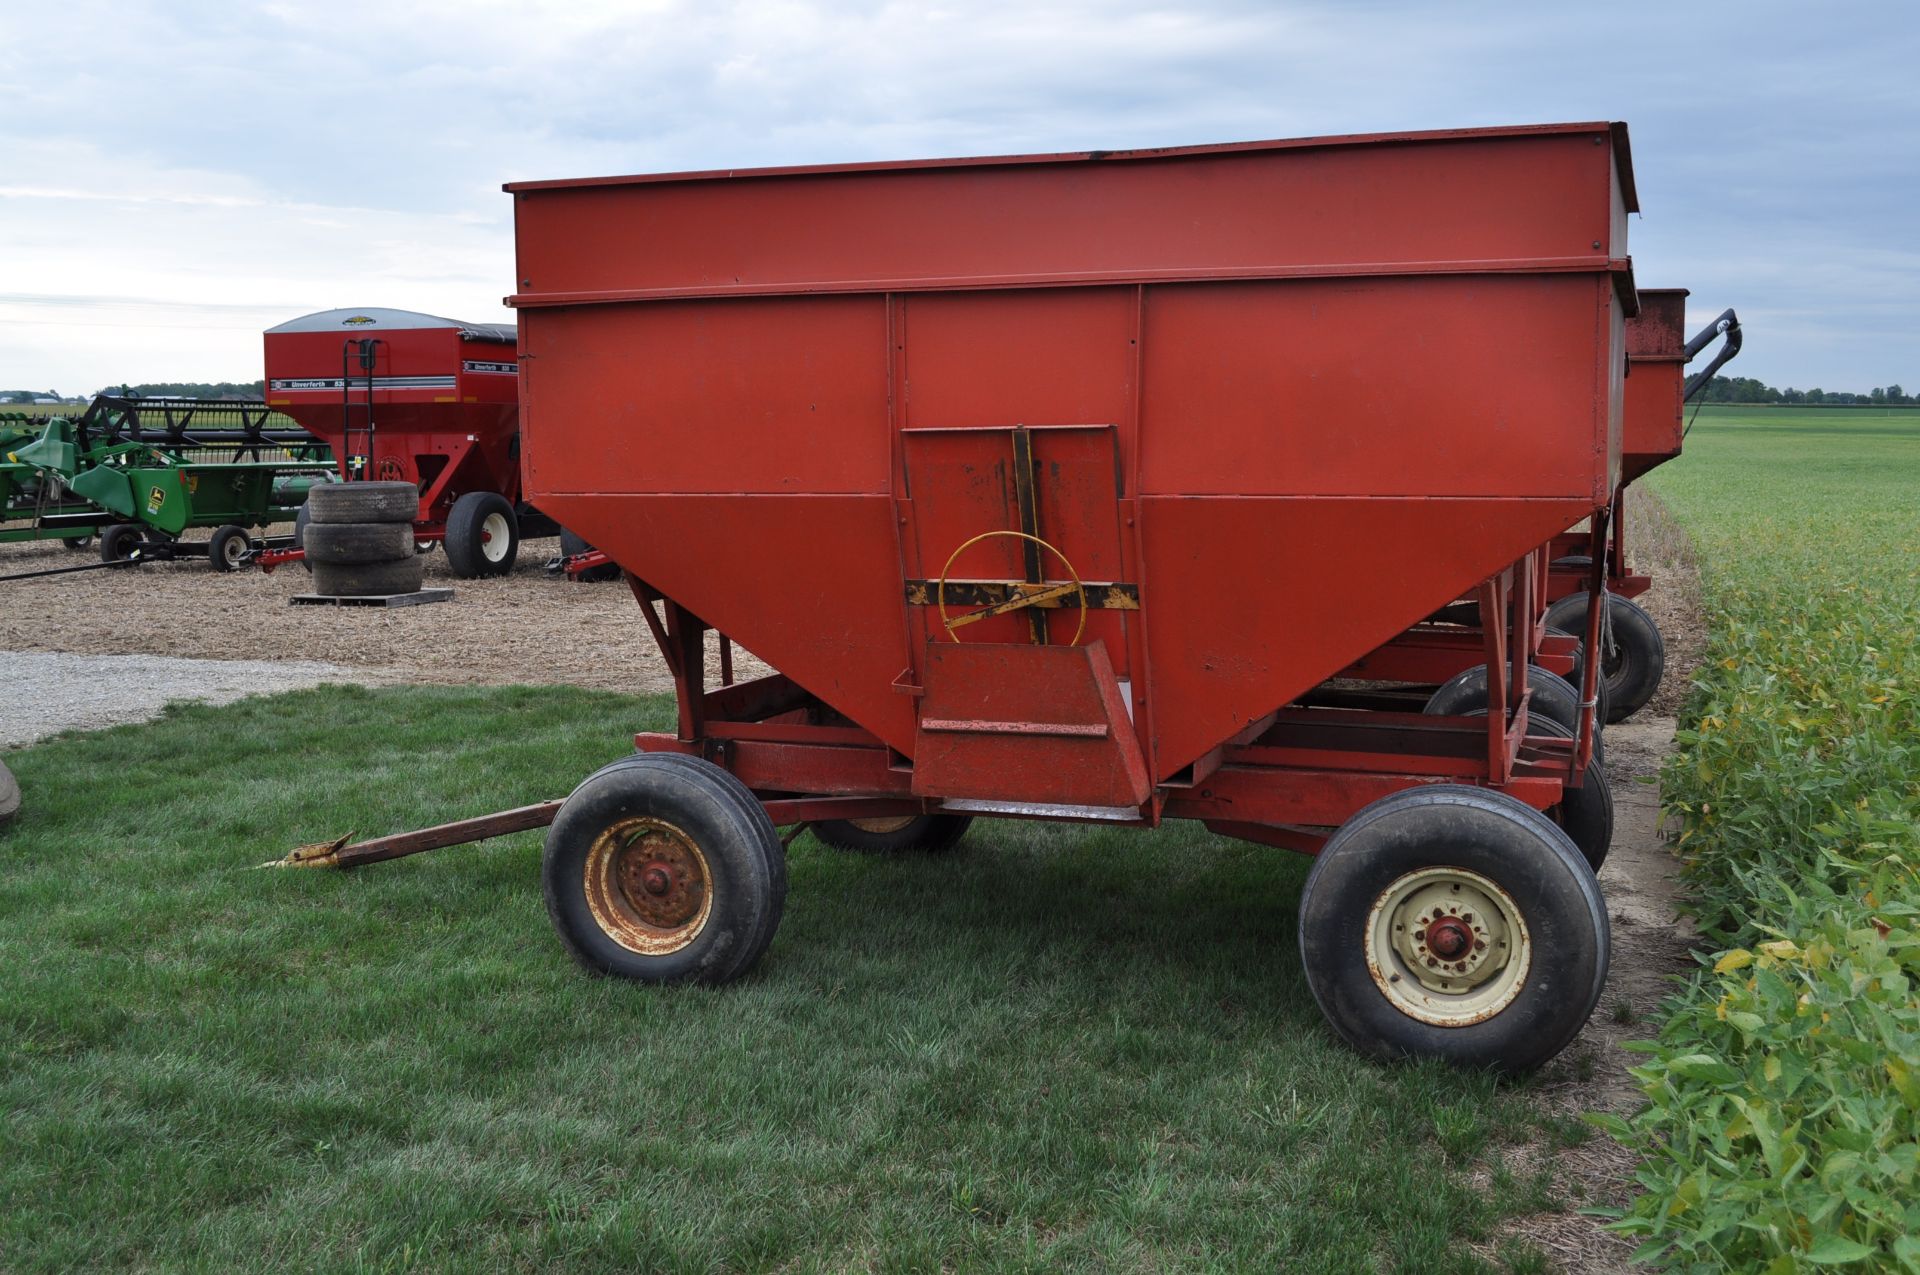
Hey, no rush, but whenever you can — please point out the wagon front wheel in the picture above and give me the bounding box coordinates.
[543,753,787,985]
[812,813,973,853]
[1297,785,1608,1073]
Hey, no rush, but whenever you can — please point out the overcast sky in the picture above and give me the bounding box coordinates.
[2,1,1915,395]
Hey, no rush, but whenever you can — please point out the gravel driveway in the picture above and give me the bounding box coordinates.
[0,651,386,748]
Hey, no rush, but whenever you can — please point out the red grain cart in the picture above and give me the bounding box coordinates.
[264,308,553,576]
[506,124,1639,1070]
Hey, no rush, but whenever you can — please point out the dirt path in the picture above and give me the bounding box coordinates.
[1488,488,1706,1272]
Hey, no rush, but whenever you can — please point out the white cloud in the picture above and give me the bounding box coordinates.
[1,0,1917,392]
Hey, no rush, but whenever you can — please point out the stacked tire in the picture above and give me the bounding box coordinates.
[301,481,423,597]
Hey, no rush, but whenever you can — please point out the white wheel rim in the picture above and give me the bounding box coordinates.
[479,511,511,563]
[1366,866,1531,1026]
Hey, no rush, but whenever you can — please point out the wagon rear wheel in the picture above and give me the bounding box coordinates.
[1545,592,1665,722]
[1297,785,1608,1073]
[543,753,787,985]
[812,814,973,853]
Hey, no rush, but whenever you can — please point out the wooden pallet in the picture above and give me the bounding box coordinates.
[290,588,453,608]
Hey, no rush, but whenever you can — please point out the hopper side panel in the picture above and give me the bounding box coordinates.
[530,492,918,754]
[511,131,1617,301]
[521,297,890,497]
[1138,274,1612,499]
[1140,494,1596,781]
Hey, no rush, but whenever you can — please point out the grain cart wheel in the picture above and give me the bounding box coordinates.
[207,525,253,572]
[445,491,519,579]
[61,533,94,553]
[303,522,417,565]
[812,814,974,853]
[307,480,418,524]
[98,523,141,562]
[1421,665,1602,761]
[310,556,424,597]
[559,528,622,582]
[1544,593,1665,723]
[1297,786,1608,1073]
[543,753,788,985]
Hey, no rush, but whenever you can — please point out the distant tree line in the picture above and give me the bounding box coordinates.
[2,389,67,403]
[1696,375,1911,405]
[96,381,268,400]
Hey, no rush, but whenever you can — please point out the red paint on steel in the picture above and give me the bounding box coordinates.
[262,309,521,533]
[514,124,1634,832]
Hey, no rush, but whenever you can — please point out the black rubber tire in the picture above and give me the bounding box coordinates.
[310,555,424,597]
[1448,706,1611,871]
[812,814,974,853]
[1544,592,1665,723]
[98,523,141,563]
[1297,785,1609,1073]
[303,521,417,566]
[1547,625,1612,726]
[1551,554,1594,572]
[207,524,252,572]
[560,528,622,583]
[444,491,519,579]
[306,480,417,524]
[292,504,314,573]
[543,753,788,985]
[60,533,94,553]
[1421,664,1602,762]
[1527,716,1613,872]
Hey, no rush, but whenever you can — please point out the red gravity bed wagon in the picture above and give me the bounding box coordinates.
[300,123,1709,1073]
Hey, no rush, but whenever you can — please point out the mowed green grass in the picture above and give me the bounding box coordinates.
[1,684,1576,1273]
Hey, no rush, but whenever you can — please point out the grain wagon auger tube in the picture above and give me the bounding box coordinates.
[286,123,1657,1072]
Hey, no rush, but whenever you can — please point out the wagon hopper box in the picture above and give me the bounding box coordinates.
[297,124,1644,1073]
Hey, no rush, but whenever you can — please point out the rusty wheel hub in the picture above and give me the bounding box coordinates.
[1365,866,1531,1027]
[583,816,712,955]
